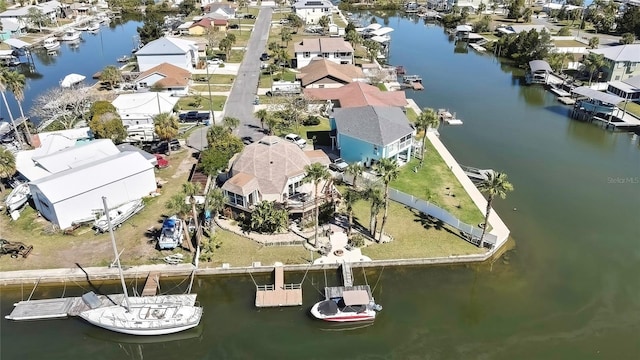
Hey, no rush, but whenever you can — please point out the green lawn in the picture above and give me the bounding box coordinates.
[209,74,237,84]
[227,29,252,47]
[405,107,418,122]
[191,84,232,92]
[391,143,485,226]
[619,101,640,118]
[259,69,297,88]
[177,95,227,112]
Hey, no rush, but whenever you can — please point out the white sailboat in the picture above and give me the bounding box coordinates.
[79,197,203,336]
[4,183,30,212]
[93,198,145,233]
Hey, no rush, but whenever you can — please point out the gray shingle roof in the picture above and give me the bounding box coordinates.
[333,106,413,146]
[135,37,195,56]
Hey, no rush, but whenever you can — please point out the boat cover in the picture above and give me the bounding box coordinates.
[317,300,338,315]
[342,290,370,306]
[60,73,86,88]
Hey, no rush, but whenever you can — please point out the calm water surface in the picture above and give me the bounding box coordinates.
[1,14,640,360]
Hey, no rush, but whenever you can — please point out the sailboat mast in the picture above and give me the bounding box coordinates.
[102,196,131,312]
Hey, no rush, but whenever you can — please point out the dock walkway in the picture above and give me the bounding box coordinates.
[255,265,303,307]
[141,271,160,296]
[5,294,124,321]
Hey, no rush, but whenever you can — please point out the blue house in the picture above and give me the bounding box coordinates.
[331,106,414,167]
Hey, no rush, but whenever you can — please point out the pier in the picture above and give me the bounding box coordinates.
[324,263,374,303]
[141,271,160,296]
[254,264,303,307]
[5,293,125,321]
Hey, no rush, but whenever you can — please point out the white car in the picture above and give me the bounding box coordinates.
[207,58,223,65]
[284,133,306,148]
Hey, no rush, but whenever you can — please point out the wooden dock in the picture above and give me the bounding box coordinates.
[411,82,424,91]
[5,294,124,321]
[141,271,160,296]
[325,284,373,302]
[255,265,302,308]
[342,262,354,287]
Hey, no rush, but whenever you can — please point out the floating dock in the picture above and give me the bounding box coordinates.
[255,265,303,307]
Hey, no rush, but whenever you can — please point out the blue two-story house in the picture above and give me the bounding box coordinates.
[331,106,414,168]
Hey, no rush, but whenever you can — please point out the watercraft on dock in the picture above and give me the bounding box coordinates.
[60,29,81,41]
[86,22,100,32]
[117,55,131,63]
[157,215,184,250]
[93,198,145,233]
[438,109,463,125]
[43,38,60,51]
[460,164,495,183]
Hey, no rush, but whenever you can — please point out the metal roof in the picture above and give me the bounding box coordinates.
[333,106,413,146]
[529,60,552,73]
[371,27,394,36]
[590,44,640,62]
[572,87,623,105]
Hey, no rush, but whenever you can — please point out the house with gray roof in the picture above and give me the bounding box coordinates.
[294,37,354,68]
[331,106,414,167]
[292,0,333,24]
[590,44,640,82]
[607,74,640,101]
[0,1,62,29]
[135,37,198,72]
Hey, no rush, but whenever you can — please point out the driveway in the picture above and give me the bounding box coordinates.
[188,7,273,150]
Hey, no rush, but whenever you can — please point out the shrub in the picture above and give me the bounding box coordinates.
[303,116,321,126]
[349,233,366,248]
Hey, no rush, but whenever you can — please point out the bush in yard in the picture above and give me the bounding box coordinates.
[349,233,366,248]
[303,116,321,126]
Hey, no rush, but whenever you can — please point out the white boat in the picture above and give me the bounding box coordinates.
[157,215,184,250]
[310,289,382,323]
[43,37,60,50]
[117,55,130,63]
[60,73,86,88]
[86,22,100,32]
[79,197,203,336]
[93,198,144,233]
[60,29,81,41]
[4,183,30,212]
[460,165,495,183]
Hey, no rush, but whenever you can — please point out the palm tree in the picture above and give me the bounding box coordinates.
[223,116,240,132]
[303,162,330,247]
[583,53,606,85]
[415,108,439,168]
[254,109,268,130]
[0,68,21,147]
[205,187,225,220]
[265,115,280,135]
[364,182,384,237]
[374,158,399,241]
[346,162,364,190]
[477,171,514,248]
[280,27,292,47]
[182,182,202,250]
[4,69,30,146]
[0,147,17,192]
[343,188,360,235]
[588,37,599,49]
[153,112,179,155]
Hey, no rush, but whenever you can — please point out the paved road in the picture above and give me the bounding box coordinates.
[530,15,622,47]
[188,7,273,150]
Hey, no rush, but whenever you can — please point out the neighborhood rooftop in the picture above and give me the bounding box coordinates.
[333,106,414,146]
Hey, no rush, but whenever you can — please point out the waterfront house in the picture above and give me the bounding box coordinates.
[296,59,366,89]
[294,37,354,69]
[112,92,180,127]
[203,4,236,20]
[221,136,331,218]
[607,74,640,102]
[331,106,414,167]
[0,18,25,39]
[589,44,640,82]
[29,150,156,230]
[133,63,191,96]
[304,81,407,110]
[135,37,198,72]
[188,17,228,36]
[292,0,333,25]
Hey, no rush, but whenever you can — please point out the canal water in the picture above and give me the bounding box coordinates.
[2,13,640,360]
[1,17,143,125]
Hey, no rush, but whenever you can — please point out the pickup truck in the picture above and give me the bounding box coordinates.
[179,111,210,122]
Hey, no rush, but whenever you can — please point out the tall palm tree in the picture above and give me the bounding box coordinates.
[583,53,606,85]
[374,158,400,241]
[182,182,203,250]
[415,107,439,168]
[4,70,30,146]
[303,162,330,247]
[223,116,240,132]
[205,187,225,219]
[153,112,179,155]
[265,116,280,135]
[477,171,514,248]
[343,188,360,235]
[0,68,21,147]
[364,182,384,237]
[0,147,17,192]
[346,162,364,190]
[254,108,268,130]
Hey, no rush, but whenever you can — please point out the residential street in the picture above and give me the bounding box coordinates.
[188,6,273,151]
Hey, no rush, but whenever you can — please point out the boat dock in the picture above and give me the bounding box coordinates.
[141,271,160,296]
[5,293,124,321]
[325,263,374,302]
[254,264,303,307]
[401,75,424,91]
[438,109,464,125]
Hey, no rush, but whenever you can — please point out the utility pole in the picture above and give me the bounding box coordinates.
[204,48,216,125]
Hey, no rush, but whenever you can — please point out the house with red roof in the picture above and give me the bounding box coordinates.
[133,63,191,96]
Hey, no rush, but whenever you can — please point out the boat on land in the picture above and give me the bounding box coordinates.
[460,164,495,183]
[93,198,145,233]
[43,37,60,50]
[79,197,203,336]
[4,183,30,212]
[157,215,184,250]
[60,29,81,41]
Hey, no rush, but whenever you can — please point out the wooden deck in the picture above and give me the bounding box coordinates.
[5,294,124,321]
[255,266,303,308]
[141,271,160,296]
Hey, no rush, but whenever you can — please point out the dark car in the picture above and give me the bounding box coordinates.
[229,23,239,29]
[155,139,181,154]
[179,111,210,122]
[244,14,255,19]
[260,53,269,61]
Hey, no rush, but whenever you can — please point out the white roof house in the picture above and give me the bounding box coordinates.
[292,0,333,24]
[135,37,198,72]
[590,44,640,82]
[29,151,156,229]
[294,37,354,68]
[112,92,180,127]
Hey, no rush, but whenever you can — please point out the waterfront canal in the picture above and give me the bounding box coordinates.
[1,13,639,360]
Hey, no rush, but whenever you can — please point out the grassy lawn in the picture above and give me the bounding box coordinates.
[210,50,245,63]
[227,29,252,47]
[209,74,237,84]
[391,143,485,226]
[346,192,482,260]
[258,69,297,88]
[207,230,313,267]
[177,95,227,112]
[406,107,418,122]
[332,14,347,28]
[619,101,640,118]
[191,84,232,92]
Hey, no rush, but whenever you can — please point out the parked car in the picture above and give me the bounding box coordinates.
[284,133,306,149]
[155,139,181,154]
[206,58,223,65]
[229,23,239,29]
[154,154,169,169]
[279,19,289,24]
[329,158,349,172]
[260,53,269,61]
[179,111,210,122]
[244,14,256,19]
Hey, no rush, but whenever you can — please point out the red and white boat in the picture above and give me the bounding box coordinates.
[310,289,382,323]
